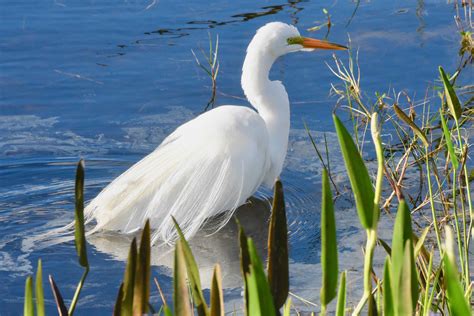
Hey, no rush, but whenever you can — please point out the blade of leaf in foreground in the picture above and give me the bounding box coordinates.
[393,104,429,147]
[391,200,418,313]
[133,220,151,315]
[24,276,33,316]
[247,238,276,316]
[335,271,347,316]
[443,226,470,315]
[174,240,192,316]
[121,237,137,315]
[439,66,462,120]
[49,275,68,316]
[172,217,208,316]
[267,180,289,310]
[382,258,394,316]
[320,169,338,307]
[333,114,375,229]
[210,264,224,316]
[113,283,124,316]
[439,110,459,169]
[74,160,88,267]
[238,220,250,314]
[35,259,45,316]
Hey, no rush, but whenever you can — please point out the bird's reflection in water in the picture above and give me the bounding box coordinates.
[89,197,271,289]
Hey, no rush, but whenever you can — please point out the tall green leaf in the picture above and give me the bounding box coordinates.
[333,114,375,229]
[133,220,151,315]
[24,276,33,316]
[121,238,137,315]
[439,110,459,169]
[382,258,393,316]
[69,160,89,316]
[393,104,429,147]
[267,180,289,310]
[74,159,88,267]
[35,259,45,316]
[113,283,124,316]
[246,238,276,316]
[238,221,251,314]
[391,200,418,314]
[320,169,338,307]
[174,240,192,316]
[172,217,209,316]
[335,271,347,316]
[210,264,224,316]
[443,226,470,315]
[439,66,462,120]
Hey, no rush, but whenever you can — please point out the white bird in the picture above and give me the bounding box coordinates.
[63,22,347,245]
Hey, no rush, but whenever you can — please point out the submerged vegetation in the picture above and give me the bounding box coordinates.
[21,2,473,315]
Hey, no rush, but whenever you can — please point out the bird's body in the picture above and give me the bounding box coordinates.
[68,22,347,244]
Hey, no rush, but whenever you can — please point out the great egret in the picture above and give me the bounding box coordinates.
[64,22,347,245]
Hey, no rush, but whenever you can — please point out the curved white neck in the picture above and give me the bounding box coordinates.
[241,44,290,184]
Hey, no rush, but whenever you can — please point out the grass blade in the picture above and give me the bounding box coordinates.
[49,275,68,316]
[210,264,224,316]
[246,238,276,316]
[174,240,192,316]
[443,226,470,315]
[133,220,151,315]
[35,259,45,316]
[320,169,338,309]
[382,258,393,316]
[172,217,209,316]
[439,66,462,120]
[69,159,89,316]
[267,180,289,310]
[113,283,124,316]
[393,104,429,147]
[333,114,375,229]
[24,276,33,316]
[238,221,250,314]
[121,237,137,315]
[74,159,88,267]
[439,110,459,169]
[391,200,418,314]
[335,271,347,316]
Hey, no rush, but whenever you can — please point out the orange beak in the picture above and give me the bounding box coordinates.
[301,37,347,50]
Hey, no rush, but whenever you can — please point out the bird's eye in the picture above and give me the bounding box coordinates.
[287,36,304,45]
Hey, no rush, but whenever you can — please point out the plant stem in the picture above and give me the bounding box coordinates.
[352,229,377,315]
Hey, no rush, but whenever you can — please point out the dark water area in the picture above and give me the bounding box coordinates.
[0,0,466,314]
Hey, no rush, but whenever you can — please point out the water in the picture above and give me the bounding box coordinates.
[0,0,464,314]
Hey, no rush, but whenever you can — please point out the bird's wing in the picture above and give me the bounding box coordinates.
[86,106,270,244]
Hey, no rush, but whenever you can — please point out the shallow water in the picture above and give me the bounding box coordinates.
[0,0,465,313]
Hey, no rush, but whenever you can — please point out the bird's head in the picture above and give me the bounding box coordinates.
[250,22,347,58]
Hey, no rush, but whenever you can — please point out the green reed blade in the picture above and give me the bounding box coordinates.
[35,259,45,316]
[24,276,33,316]
[320,169,338,308]
[439,110,459,169]
[439,66,462,120]
[443,227,470,315]
[393,104,429,147]
[172,217,208,316]
[333,114,375,229]
[383,258,394,316]
[335,271,347,316]
[121,238,137,316]
[267,180,289,310]
[210,264,224,316]
[246,238,276,316]
[133,220,151,315]
[174,240,192,316]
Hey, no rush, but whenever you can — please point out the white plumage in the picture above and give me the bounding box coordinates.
[39,22,346,246]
